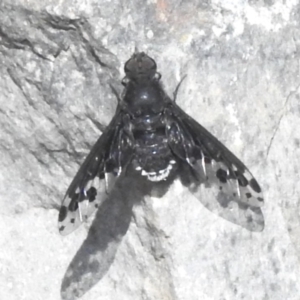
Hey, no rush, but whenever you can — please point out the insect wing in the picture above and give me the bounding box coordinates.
[166,102,264,231]
[58,111,132,235]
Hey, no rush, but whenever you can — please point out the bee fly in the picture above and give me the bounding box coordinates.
[58,52,264,235]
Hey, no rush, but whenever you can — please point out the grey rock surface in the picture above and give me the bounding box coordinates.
[1,0,300,299]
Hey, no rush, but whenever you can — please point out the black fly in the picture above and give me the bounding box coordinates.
[58,52,264,235]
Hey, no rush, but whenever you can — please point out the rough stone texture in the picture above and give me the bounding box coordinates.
[1,0,300,299]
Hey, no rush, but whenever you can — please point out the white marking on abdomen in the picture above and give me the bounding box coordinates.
[139,163,174,182]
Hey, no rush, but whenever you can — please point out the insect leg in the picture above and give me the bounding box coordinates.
[173,75,187,102]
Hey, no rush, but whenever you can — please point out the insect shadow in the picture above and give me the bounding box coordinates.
[60,167,175,300]
[60,162,263,299]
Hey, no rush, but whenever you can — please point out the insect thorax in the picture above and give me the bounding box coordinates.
[124,81,176,182]
[123,81,165,116]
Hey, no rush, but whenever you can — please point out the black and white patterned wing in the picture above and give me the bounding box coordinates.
[58,111,133,235]
[166,102,264,231]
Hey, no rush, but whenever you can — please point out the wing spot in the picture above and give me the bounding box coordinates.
[233,192,237,197]
[70,218,75,224]
[245,192,252,199]
[58,206,68,222]
[246,214,254,223]
[236,172,248,187]
[87,187,97,202]
[95,203,99,208]
[249,178,262,193]
[216,168,227,183]
[257,197,263,202]
[68,199,79,212]
[59,226,65,232]
[219,186,223,191]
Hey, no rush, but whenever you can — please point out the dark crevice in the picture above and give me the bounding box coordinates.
[266,83,300,158]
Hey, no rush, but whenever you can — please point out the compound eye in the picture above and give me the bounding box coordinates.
[137,53,156,72]
[124,52,157,79]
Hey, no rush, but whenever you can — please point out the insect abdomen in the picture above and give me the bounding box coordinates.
[131,113,175,181]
